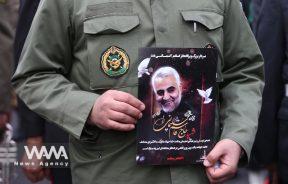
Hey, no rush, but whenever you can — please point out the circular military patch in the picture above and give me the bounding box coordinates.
[100,46,130,78]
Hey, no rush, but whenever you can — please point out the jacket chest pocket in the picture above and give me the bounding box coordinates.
[180,9,224,82]
[180,9,224,47]
[84,5,141,90]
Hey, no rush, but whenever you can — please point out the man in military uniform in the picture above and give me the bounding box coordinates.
[12,0,264,183]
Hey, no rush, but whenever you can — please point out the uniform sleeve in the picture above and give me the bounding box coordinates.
[12,0,98,139]
[219,0,264,160]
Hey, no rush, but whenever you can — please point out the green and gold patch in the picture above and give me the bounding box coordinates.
[100,46,130,78]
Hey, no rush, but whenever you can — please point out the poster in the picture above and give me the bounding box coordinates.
[137,48,217,165]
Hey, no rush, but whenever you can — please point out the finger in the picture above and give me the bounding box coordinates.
[106,119,135,131]
[113,91,145,110]
[206,163,237,181]
[204,144,224,167]
[205,168,217,184]
[212,175,235,184]
[108,110,137,124]
[206,168,235,184]
[95,123,109,130]
[111,101,143,119]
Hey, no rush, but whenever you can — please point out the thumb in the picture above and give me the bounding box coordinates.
[203,144,223,167]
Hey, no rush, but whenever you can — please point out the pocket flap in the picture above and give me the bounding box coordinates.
[180,10,223,30]
[84,15,140,34]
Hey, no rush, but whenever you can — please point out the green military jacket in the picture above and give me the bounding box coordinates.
[13,0,264,183]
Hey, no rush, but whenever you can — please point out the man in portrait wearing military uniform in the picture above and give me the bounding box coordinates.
[12,0,264,183]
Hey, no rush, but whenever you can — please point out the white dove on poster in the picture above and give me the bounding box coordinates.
[138,58,151,78]
[197,87,213,104]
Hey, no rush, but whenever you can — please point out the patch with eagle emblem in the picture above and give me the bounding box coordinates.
[100,46,130,78]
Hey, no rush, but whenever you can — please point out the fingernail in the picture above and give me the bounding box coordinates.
[203,160,211,167]
[139,113,143,119]
[130,124,135,129]
[140,104,145,111]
